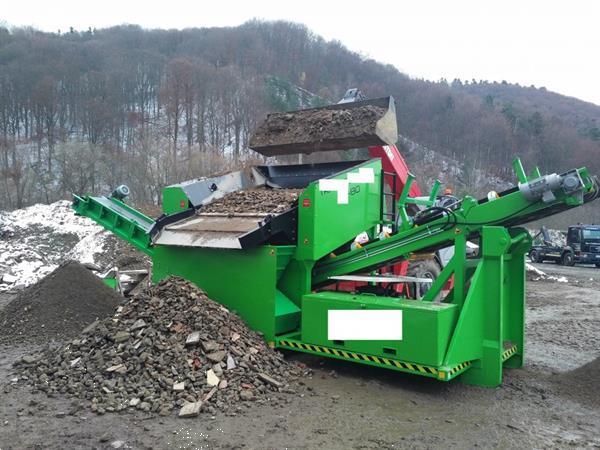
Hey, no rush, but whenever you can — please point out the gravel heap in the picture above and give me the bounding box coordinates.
[15,277,304,417]
[0,261,122,345]
[201,188,300,215]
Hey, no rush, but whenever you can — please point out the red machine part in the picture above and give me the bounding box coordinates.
[368,144,418,295]
[321,144,454,297]
[368,144,422,199]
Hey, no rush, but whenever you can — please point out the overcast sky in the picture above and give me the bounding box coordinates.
[3,0,599,105]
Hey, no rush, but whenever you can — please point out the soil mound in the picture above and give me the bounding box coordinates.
[555,356,600,407]
[15,277,304,417]
[0,261,122,345]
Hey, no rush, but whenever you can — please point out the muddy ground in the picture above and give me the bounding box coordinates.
[1,263,599,449]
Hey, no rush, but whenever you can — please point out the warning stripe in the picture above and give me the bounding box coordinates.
[277,340,467,380]
[502,344,518,362]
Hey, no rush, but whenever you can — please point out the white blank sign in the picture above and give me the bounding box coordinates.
[327,310,403,340]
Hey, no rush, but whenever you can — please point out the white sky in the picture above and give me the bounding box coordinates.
[2,0,599,105]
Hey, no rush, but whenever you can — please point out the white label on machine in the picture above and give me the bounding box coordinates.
[319,168,375,204]
[319,178,349,204]
[327,310,402,340]
[347,168,375,184]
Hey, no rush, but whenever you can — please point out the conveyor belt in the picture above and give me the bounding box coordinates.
[312,175,599,286]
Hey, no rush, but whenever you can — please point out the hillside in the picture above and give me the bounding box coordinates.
[0,21,599,216]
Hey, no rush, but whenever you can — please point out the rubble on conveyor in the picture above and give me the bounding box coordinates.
[201,188,301,215]
[15,277,306,417]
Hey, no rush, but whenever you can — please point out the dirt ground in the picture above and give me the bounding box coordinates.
[1,263,599,449]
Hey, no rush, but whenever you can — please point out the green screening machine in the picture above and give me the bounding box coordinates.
[73,96,599,387]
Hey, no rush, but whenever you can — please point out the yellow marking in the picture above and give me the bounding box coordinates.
[361,354,370,361]
[323,347,331,354]
[331,349,340,356]
[371,356,381,364]
[382,358,391,365]
[352,353,360,360]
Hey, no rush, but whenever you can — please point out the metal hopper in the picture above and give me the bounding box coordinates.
[249,96,398,156]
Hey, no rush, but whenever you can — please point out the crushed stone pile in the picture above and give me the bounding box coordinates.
[250,105,387,150]
[15,277,305,417]
[201,188,301,215]
[0,261,122,345]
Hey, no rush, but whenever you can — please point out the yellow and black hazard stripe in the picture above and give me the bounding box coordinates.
[502,344,518,362]
[437,361,471,380]
[277,339,469,381]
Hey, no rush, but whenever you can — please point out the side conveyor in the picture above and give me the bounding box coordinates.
[72,195,155,256]
[312,168,599,286]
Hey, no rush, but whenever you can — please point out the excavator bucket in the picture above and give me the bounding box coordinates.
[250,96,398,156]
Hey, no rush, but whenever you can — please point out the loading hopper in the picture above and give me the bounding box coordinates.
[250,96,398,157]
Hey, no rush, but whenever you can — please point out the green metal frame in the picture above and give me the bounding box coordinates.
[72,159,597,387]
[72,194,155,256]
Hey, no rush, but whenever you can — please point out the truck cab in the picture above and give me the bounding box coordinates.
[530,224,600,267]
[563,225,600,267]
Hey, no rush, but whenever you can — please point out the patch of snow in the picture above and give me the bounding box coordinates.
[526,263,546,277]
[526,262,569,283]
[0,200,107,291]
[67,230,109,264]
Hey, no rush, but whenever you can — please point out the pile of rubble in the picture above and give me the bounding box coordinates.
[15,277,305,417]
[0,261,122,345]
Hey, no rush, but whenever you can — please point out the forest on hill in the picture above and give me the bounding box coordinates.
[0,21,599,210]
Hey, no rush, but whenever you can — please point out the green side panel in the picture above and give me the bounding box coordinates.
[275,246,296,281]
[102,278,118,290]
[152,244,279,341]
[300,291,458,366]
[296,159,382,261]
[275,290,300,335]
[162,186,190,214]
[277,258,315,307]
[72,194,154,256]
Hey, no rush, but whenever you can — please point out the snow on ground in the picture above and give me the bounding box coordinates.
[0,200,109,291]
[526,262,568,283]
